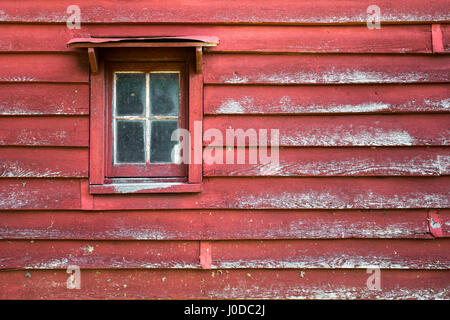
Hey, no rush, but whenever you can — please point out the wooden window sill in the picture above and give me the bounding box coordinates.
[89,182,202,194]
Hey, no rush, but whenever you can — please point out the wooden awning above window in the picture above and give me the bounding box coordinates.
[66,35,219,48]
[66,36,219,74]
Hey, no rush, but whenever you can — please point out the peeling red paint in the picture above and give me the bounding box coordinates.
[428,210,444,238]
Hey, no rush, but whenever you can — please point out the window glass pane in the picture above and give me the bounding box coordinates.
[150,120,179,163]
[116,120,145,163]
[150,73,179,116]
[116,73,146,116]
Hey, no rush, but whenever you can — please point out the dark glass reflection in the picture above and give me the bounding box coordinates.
[150,73,179,116]
[116,120,145,163]
[150,120,179,163]
[116,73,146,116]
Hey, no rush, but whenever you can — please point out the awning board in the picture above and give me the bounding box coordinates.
[67,36,218,74]
[67,36,219,48]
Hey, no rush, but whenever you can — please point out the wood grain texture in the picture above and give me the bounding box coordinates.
[0,24,89,52]
[204,114,450,147]
[0,147,88,178]
[0,83,89,115]
[204,84,450,114]
[0,24,434,54]
[188,58,204,184]
[89,60,105,185]
[90,177,450,211]
[0,210,436,240]
[0,269,448,299]
[204,24,434,53]
[0,177,448,210]
[0,179,80,210]
[0,0,448,302]
[0,239,447,270]
[0,54,88,83]
[87,48,98,74]
[204,54,450,84]
[209,239,450,269]
[442,24,450,52]
[0,240,199,269]
[203,147,450,177]
[0,116,89,146]
[0,0,448,24]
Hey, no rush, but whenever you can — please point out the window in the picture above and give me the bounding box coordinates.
[67,36,218,194]
[107,63,187,179]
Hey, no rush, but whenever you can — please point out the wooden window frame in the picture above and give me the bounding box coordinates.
[106,62,187,178]
[88,47,203,194]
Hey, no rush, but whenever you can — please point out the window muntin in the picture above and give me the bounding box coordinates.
[106,62,187,178]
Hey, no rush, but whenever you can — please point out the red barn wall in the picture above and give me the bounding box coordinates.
[0,0,449,299]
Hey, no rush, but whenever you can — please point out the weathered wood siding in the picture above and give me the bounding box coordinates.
[0,0,449,299]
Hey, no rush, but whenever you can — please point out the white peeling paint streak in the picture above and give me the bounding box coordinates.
[20,258,200,270]
[437,155,450,175]
[236,191,348,209]
[0,103,40,115]
[381,12,450,23]
[280,127,415,146]
[213,254,449,269]
[0,190,30,209]
[244,157,442,176]
[216,97,393,114]
[0,103,79,115]
[0,76,36,82]
[26,258,69,269]
[319,102,391,113]
[0,161,62,177]
[344,222,426,238]
[423,98,450,111]
[222,73,249,84]
[287,13,450,24]
[283,221,426,239]
[215,97,450,114]
[258,162,282,176]
[104,227,184,240]
[106,258,198,269]
[0,8,449,24]
[321,69,429,84]
[112,182,182,194]
[209,286,449,300]
[354,192,450,209]
[284,101,392,114]
[0,228,63,239]
[216,98,249,114]
[221,69,431,85]
[11,129,68,146]
[0,107,43,115]
[236,189,449,209]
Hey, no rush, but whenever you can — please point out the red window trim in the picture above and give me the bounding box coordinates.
[89,48,203,194]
